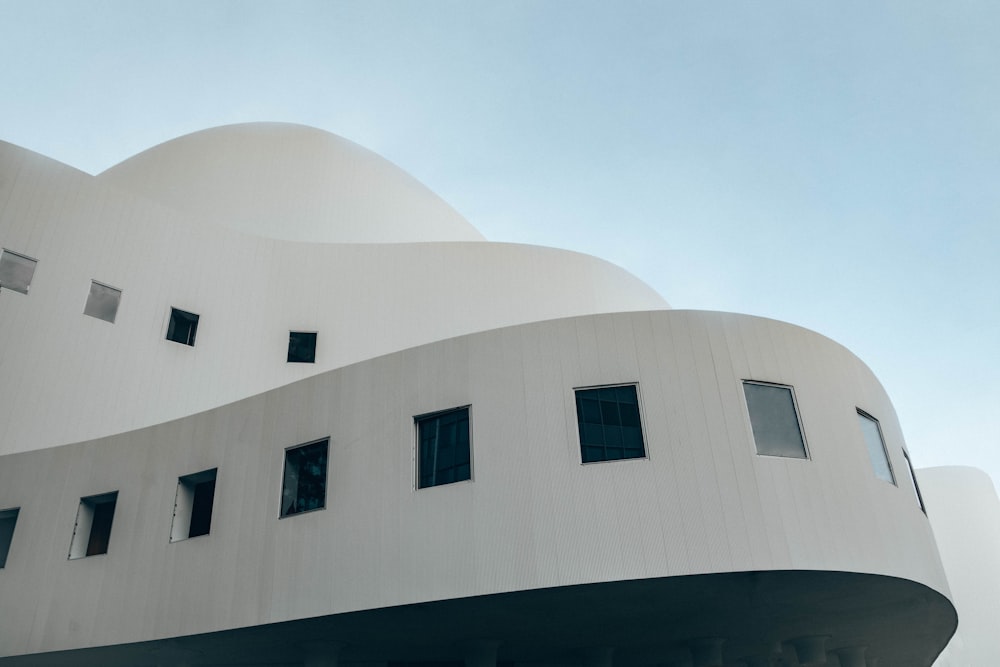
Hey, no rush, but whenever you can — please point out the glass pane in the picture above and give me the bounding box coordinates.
[858,411,894,483]
[83,282,121,323]
[282,440,328,516]
[417,408,471,488]
[743,382,807,458]
[288,331,317,363]
[0,250,37,294]
[575,385,646,463]
[0,508,19,568]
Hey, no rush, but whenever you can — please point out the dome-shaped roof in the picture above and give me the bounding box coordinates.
[96,123,485,243]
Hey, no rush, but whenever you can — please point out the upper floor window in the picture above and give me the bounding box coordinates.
[167,307,199,346]
[743,381,808,459]
[857,409,895,484]
[281,439,329,517]
[0,249,37,294]
[903,450,927,514]
[416,407,471,488]
[287,331,317,363]
[575,384,646,463]
[83,281,122,323]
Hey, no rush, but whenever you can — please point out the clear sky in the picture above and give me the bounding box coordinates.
[2,1,998,484]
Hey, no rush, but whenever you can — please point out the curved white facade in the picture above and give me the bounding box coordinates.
[0,126,957,667]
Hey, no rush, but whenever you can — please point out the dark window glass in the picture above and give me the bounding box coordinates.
[858,410,895,484]
[288,331,317,363]
[83,281,122,323]
[86,496,117,556]
[188,478,216,537]
[575,385,646,463]
[167,308,199,346]
[0,249,37,294]
[417,407,471,488]
[743,381,807,458]
[0,508,19,568]
[281,439,329,516]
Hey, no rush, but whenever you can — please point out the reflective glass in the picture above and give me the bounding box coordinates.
[0,250,37,294]
[858,410,895,483]
[281,440,328,516]
[743,382,807,458]
[83,282,121,323]
[417,407,471,488]
[575,385,646,463]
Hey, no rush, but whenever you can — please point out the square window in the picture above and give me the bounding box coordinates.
[743,381,808,459]
[69,491,118,559]
[281,439,329,517]
[0,508,20,568]
[416,407,471,488]
[288,331,317,363]
[170,468,217,541]
[857,409,895,484]
[167,307,199,346]
[83,281,122,323]
[0,249,37,295]
[574,384,646,464]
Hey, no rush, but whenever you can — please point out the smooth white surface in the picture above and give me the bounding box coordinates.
[0,131,667,455]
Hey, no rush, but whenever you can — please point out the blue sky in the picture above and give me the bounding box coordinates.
[2,1,998,484]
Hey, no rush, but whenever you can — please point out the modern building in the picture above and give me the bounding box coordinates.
[0,124,970,666]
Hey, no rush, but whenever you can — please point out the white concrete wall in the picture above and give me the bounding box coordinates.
[0,135,667,455]
[0,310,951,658]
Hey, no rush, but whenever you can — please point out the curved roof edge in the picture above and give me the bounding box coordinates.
[96,122,486,244]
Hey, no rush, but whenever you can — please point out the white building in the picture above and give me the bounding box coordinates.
[0,124,971,666]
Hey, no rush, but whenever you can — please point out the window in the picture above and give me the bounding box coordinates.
[69,491,118,559]
[287,331,317,363]
[0,508,19,568]
[166,307,199,346]
[743,381,808,458]
[575,384,646,463]
[416,407,471,488]
[857,409,895,484]
[281,439,329,517]
[0,249,37,294]
[83,281,122,323]
[903,450,927,514]
[170,469,217,541]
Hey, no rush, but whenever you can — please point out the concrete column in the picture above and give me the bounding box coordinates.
[831,646,867,667]
[464,639,502,667]
[785,636,831,666]
[689,638,725,667]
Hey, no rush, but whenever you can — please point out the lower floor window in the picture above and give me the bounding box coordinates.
[575,384,646,463]
[69,491,118,559]
[281,439,329,517]
[416,407,471,488]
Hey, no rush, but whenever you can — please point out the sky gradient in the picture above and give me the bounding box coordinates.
[2,1,998,484]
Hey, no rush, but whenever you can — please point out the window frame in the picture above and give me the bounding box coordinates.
[414,405,473,489]
[742,380,810,460]
[170,468,218,542]
[902,450,928,514]
[166,307,200,346]
[68,491,119,559]
[0,248,38,295]
[857,408,896,485]
[287,331,318,363]
[573,383,648,465]
[279,438,330,518]
[0,507,20,569]
[83,280,123,323]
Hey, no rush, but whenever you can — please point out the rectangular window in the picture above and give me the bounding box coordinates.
[170,469,218,541]
[857,409,895,484]
[575,384,646,463]
[416,406,471,488]
[83,281,122,323]
[743,381,808,459]
[0,249,37,294]
[281,439,329,517]
[287,331,317,363]
[903,450,927,514]
[69,491,118,559]
[166,307,199,346]
[0,508,19,568]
